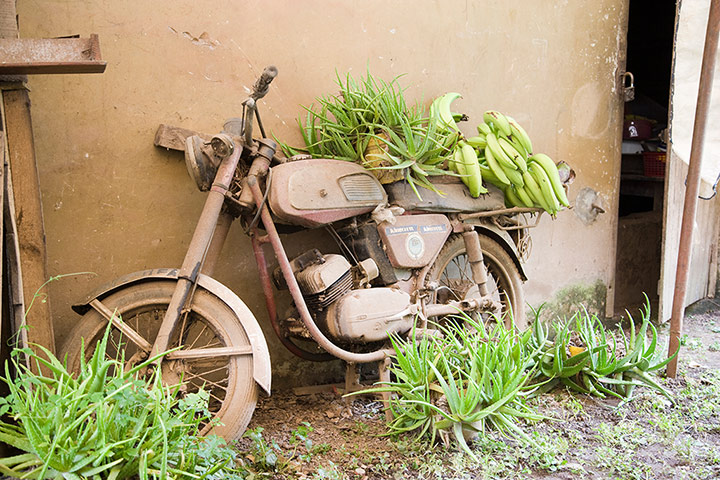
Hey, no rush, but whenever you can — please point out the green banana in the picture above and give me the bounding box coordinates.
[528,162,560,214]
[514,185,535,208]
[500,163,525,187]
[504,185,523,208]
[435,92,462,131]
[448,149,457,173]
[460,142,487,197]
[452,112,468,123]
[465,135,487,149]
[485,133,518,171]
[506,115,533,154]
[498,136,528,173]
[483,110,512,137]
[452,147,466,176]
[478,163,505,188]
[522,170,548,211]
[508,135,529,159]
[528,153,570,207]
[483,147,510,185]
[477,122,492,136]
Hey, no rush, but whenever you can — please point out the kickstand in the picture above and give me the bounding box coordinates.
[343,360,393,421]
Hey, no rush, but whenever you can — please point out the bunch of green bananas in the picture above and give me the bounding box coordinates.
[472,110,569,215]
[429,93,487,198]
[429,94,569,213]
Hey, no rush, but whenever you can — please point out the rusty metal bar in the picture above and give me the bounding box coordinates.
[458,206,542,220]
[667,0,720,378]
[247,175,394,364]
[200,209,234,277]
[166,345,253,360]
[0,35,106,74]
[89,299,152,352]
[250,229,333,362]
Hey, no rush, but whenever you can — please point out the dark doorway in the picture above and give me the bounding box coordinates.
[614,1,677,315]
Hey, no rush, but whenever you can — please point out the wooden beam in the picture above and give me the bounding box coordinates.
[3,132,28,358]
[0,35,106,74]
[0,0,25,83]
[2,87,55,354]
[0,0,18,39]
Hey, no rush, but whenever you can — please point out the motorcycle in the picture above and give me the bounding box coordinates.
[59,66,545,440]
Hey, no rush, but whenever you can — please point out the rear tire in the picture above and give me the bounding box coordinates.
[58,281,258,440]
[427,233,526,329]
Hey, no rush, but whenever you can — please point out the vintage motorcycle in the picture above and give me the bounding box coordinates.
[59,66,545,440]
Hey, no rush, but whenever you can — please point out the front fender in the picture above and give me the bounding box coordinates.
[73,268,271,395]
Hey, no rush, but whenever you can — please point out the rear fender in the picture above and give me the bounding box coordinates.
[73,268,271,395]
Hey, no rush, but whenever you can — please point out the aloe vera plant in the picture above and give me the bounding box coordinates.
[0,323,244,480]
[281,70,458,197]
[356,315,543,459]
[359,301,675,459]
[524,301,675,401]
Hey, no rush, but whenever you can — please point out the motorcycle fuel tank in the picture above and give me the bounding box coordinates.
[268,159,387,228]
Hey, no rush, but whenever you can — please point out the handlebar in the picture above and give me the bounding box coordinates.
[251,65,278,101]
[235,65,278,145]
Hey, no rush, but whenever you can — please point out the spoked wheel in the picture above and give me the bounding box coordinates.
[427,233,526,330]
[58,281,258,440]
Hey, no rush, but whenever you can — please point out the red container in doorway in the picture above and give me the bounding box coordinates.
[643,152,666,178]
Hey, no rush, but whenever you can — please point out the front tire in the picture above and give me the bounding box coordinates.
[59,281,258,440]
[427,233,526,329]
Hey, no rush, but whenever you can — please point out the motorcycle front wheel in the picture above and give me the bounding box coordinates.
[58,281,258,441]
[427,233,526,330]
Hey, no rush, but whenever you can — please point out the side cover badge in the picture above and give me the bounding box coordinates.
[405,233,425,260]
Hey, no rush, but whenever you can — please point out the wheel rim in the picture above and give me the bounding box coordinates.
[435,251,515,320]
[85,304,235,434]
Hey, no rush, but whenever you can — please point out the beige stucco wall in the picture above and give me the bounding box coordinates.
[18,0,628,387]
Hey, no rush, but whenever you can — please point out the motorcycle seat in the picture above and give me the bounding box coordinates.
[385,176,506,213]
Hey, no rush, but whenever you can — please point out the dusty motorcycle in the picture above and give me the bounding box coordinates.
[59,66,543,440]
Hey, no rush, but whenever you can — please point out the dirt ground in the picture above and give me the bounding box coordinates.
[236,300,720,480]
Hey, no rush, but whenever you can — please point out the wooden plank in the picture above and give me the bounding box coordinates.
[154,123,212,151]
[0,35,106,74]
[0,0,17,39]
[0,131,4,357]
[0,0,25,83]
[2,87,55,354]
[4,139,28,357]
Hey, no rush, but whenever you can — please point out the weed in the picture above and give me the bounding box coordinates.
[311,461,342,480]
[680,334,703,350]
[0,323,243,480]
[522,430,569,471]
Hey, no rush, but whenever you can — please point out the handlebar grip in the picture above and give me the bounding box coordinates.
[251,65,278,100]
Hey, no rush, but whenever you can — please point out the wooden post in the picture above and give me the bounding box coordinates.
[2,87,55,355]
[0,0,17,39]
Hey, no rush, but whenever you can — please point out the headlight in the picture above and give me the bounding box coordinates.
[184,135,218,191]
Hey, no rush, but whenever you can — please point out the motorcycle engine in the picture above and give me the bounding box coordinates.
[287,249,414,343]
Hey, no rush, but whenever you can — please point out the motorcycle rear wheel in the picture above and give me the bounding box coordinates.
[427,233,526,329]
[58,281,258,441]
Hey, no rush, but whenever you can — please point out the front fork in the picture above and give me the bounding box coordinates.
[150,140,250,358]
[462,229,491,298]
